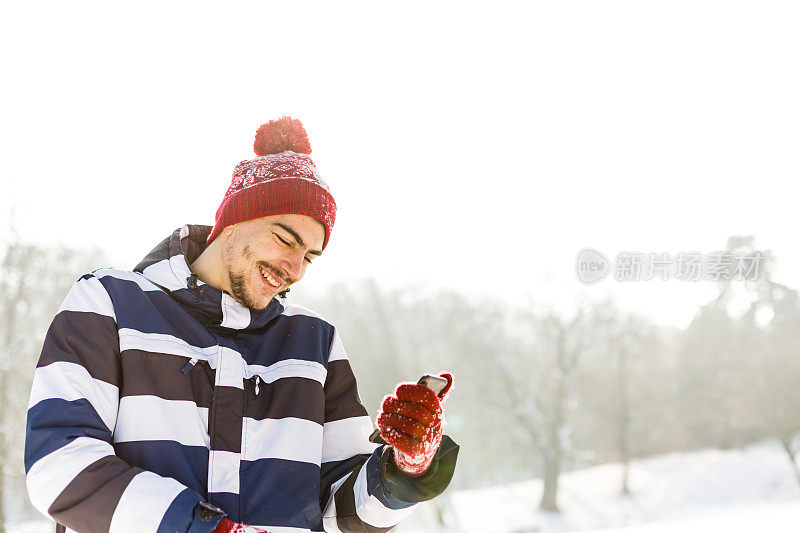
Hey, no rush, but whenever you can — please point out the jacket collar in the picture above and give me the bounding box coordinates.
[133,224,286,331]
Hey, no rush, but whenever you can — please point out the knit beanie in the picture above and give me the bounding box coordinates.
[207,116,337,249]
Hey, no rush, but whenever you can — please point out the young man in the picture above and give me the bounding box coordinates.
[25,117,459,533]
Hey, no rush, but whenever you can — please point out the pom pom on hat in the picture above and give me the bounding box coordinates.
[253,116,312,156]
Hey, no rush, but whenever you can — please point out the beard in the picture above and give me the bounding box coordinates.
[224,244,291,313]
[227,268,271,313]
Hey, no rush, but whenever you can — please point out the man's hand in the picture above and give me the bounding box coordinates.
[377,373,453,477]
[214,518,271,533]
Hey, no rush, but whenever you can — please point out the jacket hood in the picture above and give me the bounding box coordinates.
[132,224,286,331]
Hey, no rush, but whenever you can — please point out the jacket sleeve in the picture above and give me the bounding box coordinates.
[318,329,459,533]
[25,274,223,533]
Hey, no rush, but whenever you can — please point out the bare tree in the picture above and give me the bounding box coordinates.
[483,299,618,511]
[729,238,800,484]
[683,235,800,484]
[0,231,103,531]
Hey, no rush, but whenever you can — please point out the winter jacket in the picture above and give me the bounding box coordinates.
[25,224,458,533]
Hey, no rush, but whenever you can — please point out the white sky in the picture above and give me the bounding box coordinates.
[1,1,798,328]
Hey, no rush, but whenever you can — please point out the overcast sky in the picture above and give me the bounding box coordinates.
[2,1,798,328]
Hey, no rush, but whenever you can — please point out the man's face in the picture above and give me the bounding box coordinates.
[221,214,325,312]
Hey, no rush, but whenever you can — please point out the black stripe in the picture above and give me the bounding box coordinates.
[324,360,369,423]
[244,377,325,425]
[119,350,214,408]
[37,310,121,387]
[132,234,172,273]
[49,456,141,533]
[210,386,243,453]
[333,461,393,533]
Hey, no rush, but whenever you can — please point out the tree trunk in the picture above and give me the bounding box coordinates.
[779,433,800,486]
[539,327,569,512]
[617,347,631,495]
[0,372,6,533]
[540,453,561,511]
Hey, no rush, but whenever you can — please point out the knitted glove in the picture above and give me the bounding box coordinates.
[377,373,453,477]
[213,518,271,533]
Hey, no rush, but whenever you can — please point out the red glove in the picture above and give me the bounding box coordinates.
[377,373,453,477]
[213,518,271,533]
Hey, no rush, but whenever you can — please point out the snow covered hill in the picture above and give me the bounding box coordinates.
[12,439,800,533]
[396,439,800,532]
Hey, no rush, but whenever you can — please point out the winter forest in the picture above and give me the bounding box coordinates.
[2,230,799,532]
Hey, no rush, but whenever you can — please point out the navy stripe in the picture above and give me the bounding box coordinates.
[234,315,334,367]
[25,398,112,473]
[114,441,209,497]
[207,492,240,523]
[364,450,413,510]
[97,276,217,348]
[158,488,209,533]
[240,458,322,529]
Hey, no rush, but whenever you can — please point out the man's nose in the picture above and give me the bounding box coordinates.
[282,251,305,281]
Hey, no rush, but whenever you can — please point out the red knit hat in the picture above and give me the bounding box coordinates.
[207,116,337,249]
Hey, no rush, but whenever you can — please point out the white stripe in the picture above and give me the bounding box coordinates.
[322,472,351,533]
[322,514,343,533]
[252,526,311,533]
[93,268,163,292]
[109,471,186,533]
[328,331,347,362]
[280,302,326,319]
[245,359,327,386]
[217,346,245,388]
[170,254,194,285]
[114,396,210,447]
[238,173,331,195]
[58,276,116,320]
[26,437,115,516]
[242,417,323,464]
[29,362,119,433]
[353,462,415,527]
[139,256,191,291]
[118,329,218,365]
[322,416,378,463]
[208,450,240,494]
[221,292,251,329]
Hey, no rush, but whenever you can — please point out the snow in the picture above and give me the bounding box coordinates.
[11,439,800,533]
[395,439,800,532]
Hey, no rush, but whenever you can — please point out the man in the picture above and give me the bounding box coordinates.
[25,117,459,533]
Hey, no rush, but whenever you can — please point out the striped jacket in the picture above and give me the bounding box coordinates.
[25,224,457,533]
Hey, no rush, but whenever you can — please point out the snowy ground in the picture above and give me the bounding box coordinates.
[395,439,800,532]
[12,439,800,533]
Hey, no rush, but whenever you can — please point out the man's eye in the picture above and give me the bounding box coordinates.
[275,234,290,246]
[304,256,313,265]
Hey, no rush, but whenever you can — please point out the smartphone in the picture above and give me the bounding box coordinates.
[369,374,448,444]
[417,374,449,396]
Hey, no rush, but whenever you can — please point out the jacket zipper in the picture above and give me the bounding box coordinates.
[181,357,199,375]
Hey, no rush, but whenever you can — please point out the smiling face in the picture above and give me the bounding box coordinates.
[220,214,325,312]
